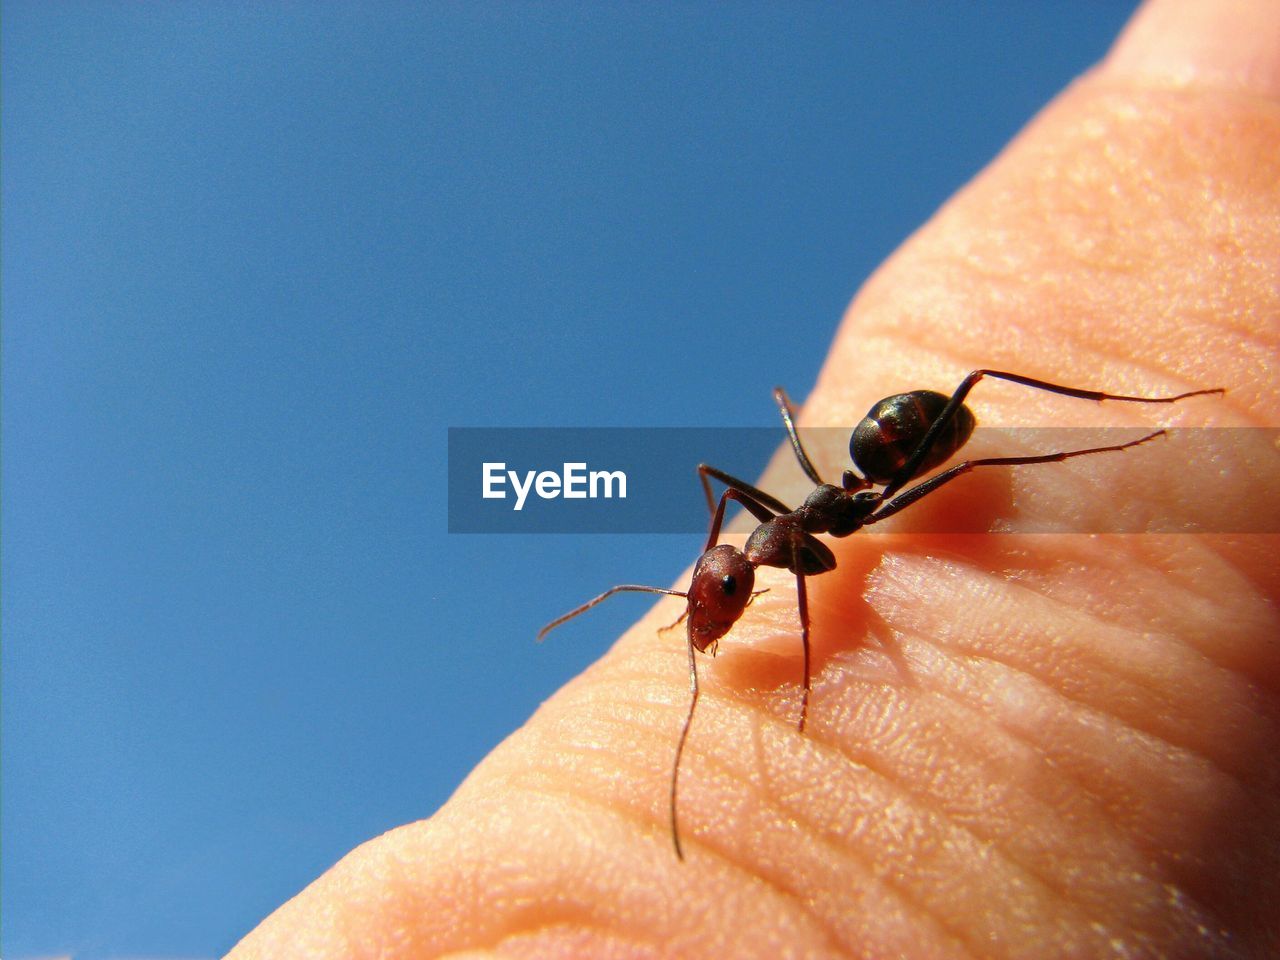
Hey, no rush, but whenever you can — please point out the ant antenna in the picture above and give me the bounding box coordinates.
[536,585,688,642]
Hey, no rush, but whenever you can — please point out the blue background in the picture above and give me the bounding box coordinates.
[3,4,1139,957]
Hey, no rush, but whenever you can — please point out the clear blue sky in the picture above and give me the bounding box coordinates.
[2,4,1138,957]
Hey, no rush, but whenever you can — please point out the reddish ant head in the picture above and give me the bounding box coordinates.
[685,544,755,653]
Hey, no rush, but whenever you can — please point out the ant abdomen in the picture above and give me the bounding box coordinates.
[851,390,977,483]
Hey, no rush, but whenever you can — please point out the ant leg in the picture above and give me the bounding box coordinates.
[698,463,790,519]
[955,369,1223,406]
[881,370,1222,500]
[698,464,715,517]
[789,530,812,734]
[704,485,785,553]
[658,608,690,635]
[773,386,828,486]
[866,430,1167,525]
[671,627,700,860]
[537,585,688,641]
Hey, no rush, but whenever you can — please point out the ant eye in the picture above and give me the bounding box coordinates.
[720,574,737,595]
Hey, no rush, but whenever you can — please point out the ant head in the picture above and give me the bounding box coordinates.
[685,544,755,653]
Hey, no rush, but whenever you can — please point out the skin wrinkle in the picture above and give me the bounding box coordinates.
[824,660,1233,960]
[555,645,1078,959]
[854,553,1275,945]
[656,602,1158,947]
[412,794,697,956]
[782,727,1086,955]
[471,885,662,959]
[895,558,1267,794]
[899,645,1147,843]
[513,719,671,814]
[860,552,1260,825]
[994,538,1279,684]
[693,788,958,960]
[498,690,866,953]
[487,921,662,960]
[803,547,1254,931]
[1196,319,1277,365]
[949,635,1258,822]
[812,649,1214,952]
[733,761,1007,960]
[736,740,970,958]
[690,622,1176,957]
[918,639,1244,916]
[1034,552,1274,773]
[530,783,851,959]
[860,631,1166,853]
[816,717,1133,952]
[526,678,962,958]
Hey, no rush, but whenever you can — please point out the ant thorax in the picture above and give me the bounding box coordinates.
[744,517,837,577]
[794,484,878,537]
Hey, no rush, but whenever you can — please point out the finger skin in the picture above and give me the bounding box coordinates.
[227,11,1280,960]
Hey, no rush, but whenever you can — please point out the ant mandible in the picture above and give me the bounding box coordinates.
[539,368,1223,859]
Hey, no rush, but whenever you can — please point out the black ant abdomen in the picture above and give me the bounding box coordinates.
[852,390,976,484]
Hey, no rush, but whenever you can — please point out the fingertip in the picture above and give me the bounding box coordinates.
[1103,0,1280,98]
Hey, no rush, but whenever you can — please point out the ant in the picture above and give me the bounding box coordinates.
[539,369,1222,859]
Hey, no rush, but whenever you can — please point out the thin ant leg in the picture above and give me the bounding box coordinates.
[881,370,1222,500]
[704,484,782,552]
[698,463,790,520]
[658,608,689,635]
[671,627,699,860]
[775,386,872,494]
[956,370,1222,405]
[773,386,827,486]
[537,585,687,641]
[789,530,812,734]
[865,430,1166,526]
